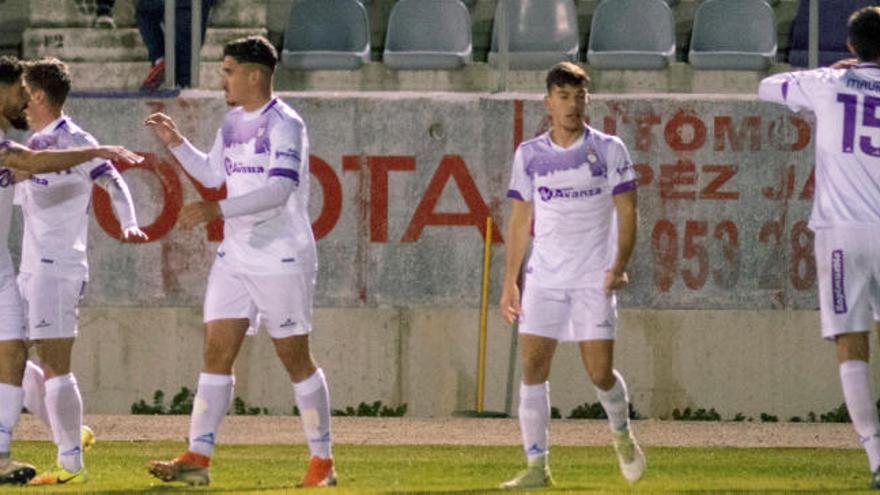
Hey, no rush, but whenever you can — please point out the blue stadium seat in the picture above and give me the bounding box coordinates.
[281,0,370,70]
[688,0,777,70]
[587,0,676,70]
[788,0,879,67]
[488,0,579,70]
[383,0,472,70]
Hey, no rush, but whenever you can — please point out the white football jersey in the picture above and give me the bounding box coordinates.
[17,116,121,279]
[203,97,316,274]
[0,129,16,282]
[759,63,880,229]
[507,125,638,289]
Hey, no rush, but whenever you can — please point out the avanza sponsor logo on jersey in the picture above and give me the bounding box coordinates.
[224,157,265,175]
[537,186,602,202]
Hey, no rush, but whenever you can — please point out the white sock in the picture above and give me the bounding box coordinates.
[188,373,234,458]
[0,383,24,456]
[45,373,83,473]
[596,369,630,433]
[518,382,550,464]
[293,368,332,459]
[840,360,880,471]
[22,361,50,430]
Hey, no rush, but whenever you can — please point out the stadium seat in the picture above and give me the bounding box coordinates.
[383,0,472,70]
[281,0,370,70]
[587,0,676,70]
[688,0,777,70]
[788,0,879,67]
[488,0,579,70]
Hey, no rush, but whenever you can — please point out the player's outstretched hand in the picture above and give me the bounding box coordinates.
[830,58,859,70]
[499,283,521,325]
[604,270,629,295]
[144,112,184,147]
[178,201,222,230]
[95,146,144,166]
[122,226,149,242]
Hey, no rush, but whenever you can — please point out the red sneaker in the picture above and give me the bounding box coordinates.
[140,60,166,92]
[297,456,336,488]
[147,451,210,486]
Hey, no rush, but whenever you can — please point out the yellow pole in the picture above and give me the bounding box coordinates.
[477,215,493,413]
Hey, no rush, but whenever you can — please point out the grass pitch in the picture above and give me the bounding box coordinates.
[2,441,871,493]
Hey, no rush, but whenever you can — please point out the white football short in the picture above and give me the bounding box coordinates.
[203,257,315,339]
[518,283,617,342]
[815,227,880,340]
[17,272,86,340]
[0,272,25,342]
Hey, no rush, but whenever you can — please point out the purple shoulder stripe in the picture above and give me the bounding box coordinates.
[782,80,789,100]
[268,167,300,183]
[612,179,638,195]
[261,98,279,115]
[89,163,113,181]
[507,189,525,201]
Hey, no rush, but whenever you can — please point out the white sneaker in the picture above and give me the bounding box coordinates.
[612,429,645,483]
[500,464,553,490]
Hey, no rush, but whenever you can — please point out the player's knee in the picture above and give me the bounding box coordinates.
[0,340,27,382]
[836,332,870,362]
[520,356,551,382]
[589,369,615,390]
[202,345,237,372]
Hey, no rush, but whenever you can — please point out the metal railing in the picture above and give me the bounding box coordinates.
[808,0,818,69]
[163,0,202,89]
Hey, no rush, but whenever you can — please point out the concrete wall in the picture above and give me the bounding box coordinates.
[13,91,867,418]
[73,305,862,420]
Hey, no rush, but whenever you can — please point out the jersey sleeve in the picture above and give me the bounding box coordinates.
[506,147,532,202]
[758,68,834,112]
[64,130,111,180]
[606,137,637,195]
[170,129,226,188]
[266,118,305,188]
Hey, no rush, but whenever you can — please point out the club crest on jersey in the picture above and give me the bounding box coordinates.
[537,186,602,202]
[586,151,598,163]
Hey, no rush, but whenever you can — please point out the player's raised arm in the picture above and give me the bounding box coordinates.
[758,69,826,112]
[145,113,225,188]
[1,141,143,174]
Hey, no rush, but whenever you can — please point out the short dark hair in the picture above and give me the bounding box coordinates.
[0,56,23,86]
[546,62,590,93]
[223,36,278,71]
[25,57,71,108]
[849,7,880,62]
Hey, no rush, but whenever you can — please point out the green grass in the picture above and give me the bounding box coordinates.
[1,442,873,494]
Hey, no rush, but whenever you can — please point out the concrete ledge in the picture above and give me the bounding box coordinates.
[60,59,790,93]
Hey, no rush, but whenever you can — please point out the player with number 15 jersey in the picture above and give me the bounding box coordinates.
[759,6,880,489]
